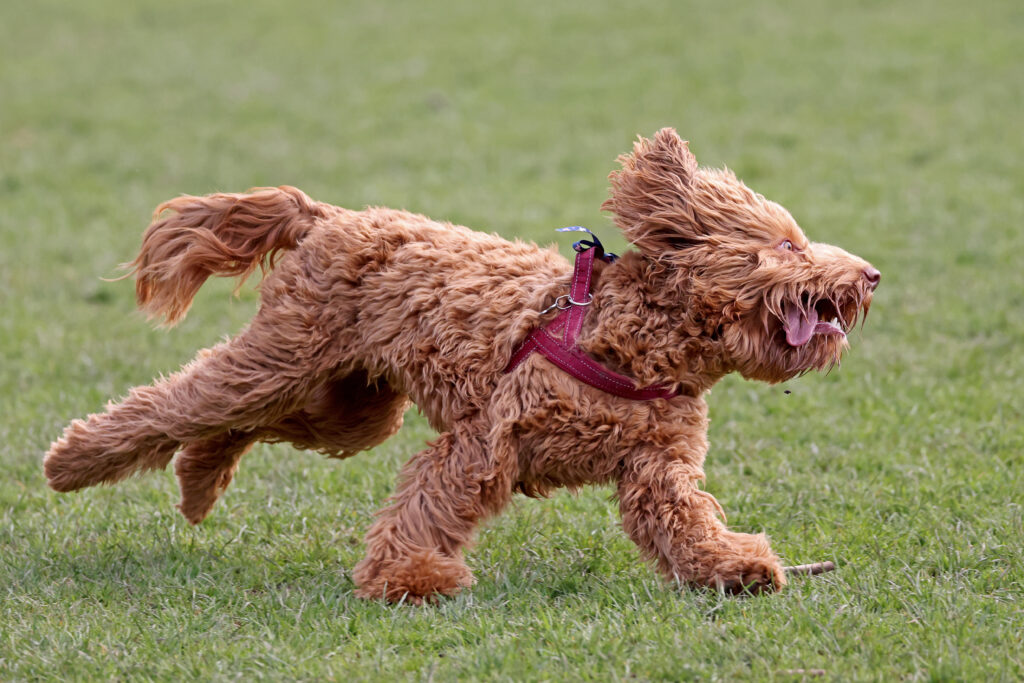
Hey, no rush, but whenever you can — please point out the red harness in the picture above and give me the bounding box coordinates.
[504,233,679,401]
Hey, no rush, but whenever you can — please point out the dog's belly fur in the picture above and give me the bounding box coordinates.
[263,370,411,457]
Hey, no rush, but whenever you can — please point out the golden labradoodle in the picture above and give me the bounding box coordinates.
[45,129,878,603]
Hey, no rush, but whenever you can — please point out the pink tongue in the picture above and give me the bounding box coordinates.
[784,303,818,347]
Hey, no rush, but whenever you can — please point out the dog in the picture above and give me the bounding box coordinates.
[44,129,878,602]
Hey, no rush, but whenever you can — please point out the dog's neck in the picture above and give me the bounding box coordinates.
[576,251,728,397]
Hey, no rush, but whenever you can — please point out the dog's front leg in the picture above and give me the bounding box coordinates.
[617,447,785,594]
[352,419,517,604]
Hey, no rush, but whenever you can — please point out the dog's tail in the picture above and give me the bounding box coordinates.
[128,186,330,326]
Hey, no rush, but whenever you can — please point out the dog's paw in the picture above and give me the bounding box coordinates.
[697,531,786,595]
[711,558,785,595]
[353,549,474,604]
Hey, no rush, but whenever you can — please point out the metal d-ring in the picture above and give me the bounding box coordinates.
[541,293,592,315]
[540,295,571,315]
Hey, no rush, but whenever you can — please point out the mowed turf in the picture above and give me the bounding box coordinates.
[1,0,1021,679]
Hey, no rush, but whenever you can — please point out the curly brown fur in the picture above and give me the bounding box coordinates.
[45,129,878,603]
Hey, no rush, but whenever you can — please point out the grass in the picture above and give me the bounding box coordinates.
[1,0,1022,679]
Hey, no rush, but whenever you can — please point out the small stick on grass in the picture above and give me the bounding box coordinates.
[783,561,836,576]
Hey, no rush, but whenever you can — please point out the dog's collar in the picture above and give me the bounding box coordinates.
[504,229,680,401]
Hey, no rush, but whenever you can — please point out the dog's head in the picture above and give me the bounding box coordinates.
[603,128,878,384]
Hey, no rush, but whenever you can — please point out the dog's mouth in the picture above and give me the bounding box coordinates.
[781,297,852,347]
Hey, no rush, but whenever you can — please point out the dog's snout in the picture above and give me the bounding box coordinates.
[862,267,881,290]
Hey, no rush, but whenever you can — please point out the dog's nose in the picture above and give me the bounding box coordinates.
[862,267,881,290]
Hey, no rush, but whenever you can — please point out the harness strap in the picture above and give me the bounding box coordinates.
[564,244,595,346]
[504,233,679,401]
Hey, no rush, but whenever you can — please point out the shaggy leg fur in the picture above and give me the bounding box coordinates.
[175,431,256,525]
[353,419,517,604]
[45,322,326,493]
[45,391,185,493]
[618,448,785,594]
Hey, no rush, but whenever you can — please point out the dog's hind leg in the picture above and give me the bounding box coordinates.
[168,372,409,525]
[175,430,257,525]
[44,384,189,493]
[353,416,518,604]
[45,319,328,494]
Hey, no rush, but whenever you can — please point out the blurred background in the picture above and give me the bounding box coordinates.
[1,0,1021,679]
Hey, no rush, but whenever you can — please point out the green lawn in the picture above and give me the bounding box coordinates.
[2,0,1022,679]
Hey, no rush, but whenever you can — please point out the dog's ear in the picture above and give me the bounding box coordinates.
[602,128,705,254]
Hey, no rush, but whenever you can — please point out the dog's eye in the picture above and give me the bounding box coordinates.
[779,240,795,252]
